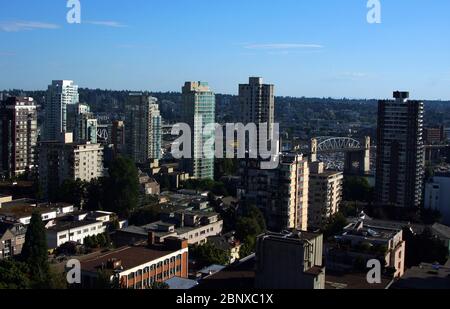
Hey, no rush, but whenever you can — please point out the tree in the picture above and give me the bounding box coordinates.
[235,204,266,255]
[343,176,373,203]
[151,282,170,290]
[21,212,51,288]
[85,178,105,211]
[57,179,86,208]
[182,179,229,196]
[103,157,139,217]
[322,213,348,238]
[95,270,118,289]
[0,259,31,289]
[129,205,162,226]
[190,243,230,266]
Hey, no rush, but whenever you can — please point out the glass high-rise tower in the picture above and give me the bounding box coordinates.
[44,80,79,141]
[182,82,216,180]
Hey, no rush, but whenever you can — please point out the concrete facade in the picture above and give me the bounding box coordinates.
[255,231,325,289]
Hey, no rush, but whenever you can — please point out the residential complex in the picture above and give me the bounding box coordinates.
[0,97,38,177]
[375,91,425,208]
[181,82,215,180]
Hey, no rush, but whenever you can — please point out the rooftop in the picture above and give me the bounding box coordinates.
[341,221,400,241]
[326,270,393,289]
[391,262,450,289]
[261,231,322,243]
[0,199,68,219]
[47,218,102,233]
[165,277,199,290]
[194,256,256,289]
[81,245,181,273]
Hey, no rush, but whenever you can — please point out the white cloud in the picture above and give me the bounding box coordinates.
[341,72,369,78]
[244,43,323,50]
[84,21,127,28]
[0,21,59,32]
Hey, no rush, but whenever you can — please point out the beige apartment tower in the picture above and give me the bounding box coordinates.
[38,133,104,199]
[240,153,309,232]
[308,162,344,229]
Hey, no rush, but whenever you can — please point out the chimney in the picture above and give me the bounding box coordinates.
[107,258,122,270]
[148,231,156,246]
[164,237,188,250]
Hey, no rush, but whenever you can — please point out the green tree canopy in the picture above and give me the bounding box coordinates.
[56,179,86,207]
[21,212,51,287]
[103,157,139,217]
[190,242,230,266]
[0,259,31,289]
[235,204,266,255]
[343,176,373,203]
[322,213,348,238]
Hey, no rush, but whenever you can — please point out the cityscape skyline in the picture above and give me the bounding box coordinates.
[1,0,450,100]
[1,1,450,294]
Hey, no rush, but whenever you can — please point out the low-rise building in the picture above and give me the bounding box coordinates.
[46,216,106,250]
[158,191,211,211]
[138,169,160,195]
[0,197,74,225]
[114,210,223,247]
[327,220,406,278]
[81,237,189,289]
[0,222,27,259]
[255,231,325,289]
[45,210,117,250]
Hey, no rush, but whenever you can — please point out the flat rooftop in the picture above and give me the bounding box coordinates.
[262,231,322,243]
[81,245,179,273]
[342,221,400,241]
[47,218,102,233]
[391,263,450,289]
[194,256,256,289]
[326,270,393,289]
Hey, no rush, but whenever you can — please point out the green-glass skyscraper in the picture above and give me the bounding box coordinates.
[182,82,216,180]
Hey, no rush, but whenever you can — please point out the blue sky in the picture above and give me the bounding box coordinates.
[1,0,450,100]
